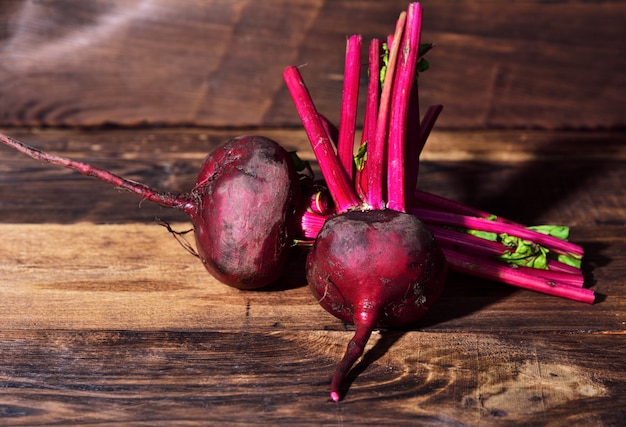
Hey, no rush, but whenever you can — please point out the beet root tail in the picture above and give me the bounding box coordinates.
[330,322,375,402]
[0,133,195,214]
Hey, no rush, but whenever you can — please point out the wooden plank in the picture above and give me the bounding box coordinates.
[0,222,623,333]
[0,1,624,129]
[0,330,623,425]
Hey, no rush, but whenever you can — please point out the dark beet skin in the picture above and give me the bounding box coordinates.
[191,135,300,289]
[306,209,447,400]
[307,209,447,327]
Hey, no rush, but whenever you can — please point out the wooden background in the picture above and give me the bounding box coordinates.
[0,0,624,130]
[1,1,625,425]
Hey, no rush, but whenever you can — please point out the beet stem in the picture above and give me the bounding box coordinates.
[411,207,584,257]
[413,189,520,223]
[283,66,360,213]
[407,104,443,194]
[417,104,444,150]
[0,133,195,214]
[338,35,362,181]
[404,87,422,202]
[443,248,594,304]
[361,39,382,155]
[514,264,584,287]
[429,224,517,259]
[330,322,375,402]
[387,3,423,212]
[366,12,406,209]
[355,39,382,199]
[545,258,585,275]
[301,210,329,239]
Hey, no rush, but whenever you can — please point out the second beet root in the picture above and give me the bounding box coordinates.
[306,209,447,401]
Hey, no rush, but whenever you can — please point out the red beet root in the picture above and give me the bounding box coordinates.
[0,133,299,290]
[192,136,300,289]
[307,209,447,401]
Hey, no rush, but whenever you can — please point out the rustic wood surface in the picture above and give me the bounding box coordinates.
[0,128,625,425]
[1,0,624,129]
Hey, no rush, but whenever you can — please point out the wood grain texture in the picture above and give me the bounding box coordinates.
[0,330,623,425]
[0,128,625,424]
[0,0,624,129]
[0,222,623,333]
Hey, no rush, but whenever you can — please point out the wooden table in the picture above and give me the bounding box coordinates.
[1,128,624,425]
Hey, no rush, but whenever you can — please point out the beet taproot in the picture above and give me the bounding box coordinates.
[306,209,447,400]
[0,133,300,290]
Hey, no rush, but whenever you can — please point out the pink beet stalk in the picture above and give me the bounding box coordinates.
[428,224,514,258]
[516,265,584,287]
[355,39,383,199]
[338,35,363,181]
[413,189,521,225]
[404,87,422,201]
[416,104,443,154]
[406,96,441,202]
[283,66,360,212]
[411,207,584,257]
[443,249,594,304]
[367,12,406,209]
[546,259,584,274]
[386,3,423,212]
[361,39,382,151]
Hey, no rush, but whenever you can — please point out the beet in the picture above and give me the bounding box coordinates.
[284,1,593,402]
[307,209,447,400]
[283,3,451,401]
[192,136,300,289]
[0,133,300,290]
